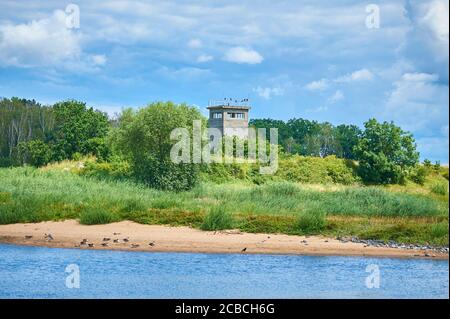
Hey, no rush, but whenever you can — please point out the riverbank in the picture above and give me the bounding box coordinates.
[0,220,447,259]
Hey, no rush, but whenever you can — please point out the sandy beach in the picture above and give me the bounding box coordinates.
[0,220,447,259]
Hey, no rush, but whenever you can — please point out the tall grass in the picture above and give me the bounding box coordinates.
[201,206,234,230]
[297,211,326,234]
[0,167,448,245]
[430,182,448,196]
[79,206,118,225]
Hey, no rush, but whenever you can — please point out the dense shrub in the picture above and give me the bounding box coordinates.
[17,140,53,167]
[276,155,359,184]
[409,165,427,185]
[83,137,111,161]
[134,157,199,191]
[81,158,132,180]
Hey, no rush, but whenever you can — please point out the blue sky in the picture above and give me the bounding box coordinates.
[0,0,448,162]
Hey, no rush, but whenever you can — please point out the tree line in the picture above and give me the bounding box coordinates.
[0,97,424,188]
[0,97,109,167]
[249,118,362,159]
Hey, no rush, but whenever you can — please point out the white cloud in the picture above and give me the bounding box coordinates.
[334,68,374,83]
[402,72,439,82]
[385,72,448,134]
[188,38,202,49]
[224,46,263,64]
[306,68,374,91]
[254,86,284,99]
[0,10,81,67]
[421,1,449,38]
[196,54,213,63]
[328,90,344,103]
[305,79,328,91]
[401,0,449,80]
[419,0,449,61]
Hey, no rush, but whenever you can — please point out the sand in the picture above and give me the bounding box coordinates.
[0,220,447,259]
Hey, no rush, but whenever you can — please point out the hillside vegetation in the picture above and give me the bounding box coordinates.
[0,160,448,245]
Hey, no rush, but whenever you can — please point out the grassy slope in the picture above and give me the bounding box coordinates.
[0,166,448,246]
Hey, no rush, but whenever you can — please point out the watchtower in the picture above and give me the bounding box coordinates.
[207,98,251,139]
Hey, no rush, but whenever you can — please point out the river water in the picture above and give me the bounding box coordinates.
[0,244,447,298]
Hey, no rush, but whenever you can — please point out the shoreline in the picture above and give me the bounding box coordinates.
[0,220,448,260]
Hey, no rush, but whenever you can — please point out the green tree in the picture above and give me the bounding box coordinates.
[335,124,362,160]
[287,118,321,155]
[112,101,206,191]
[304,123,342,158]
[52,100,109,160]
[354,119,419,184]
[0,97,54,166]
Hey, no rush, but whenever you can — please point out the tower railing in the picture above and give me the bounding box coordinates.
[208,98,251,107]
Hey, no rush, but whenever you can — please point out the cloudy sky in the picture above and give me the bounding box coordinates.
[0,0,448,162]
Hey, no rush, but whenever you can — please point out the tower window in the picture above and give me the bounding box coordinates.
[212,112,222,119]
[228,112,244,119]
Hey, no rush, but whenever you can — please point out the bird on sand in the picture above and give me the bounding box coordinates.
[241,247,247,252]
[25,235,33,239]
[103,238,110,241]
[131,244,139,248]
[149,242,155,247]
[123,238,129,242]
[101,243,108,247]
[113,239,119,243]
[44,233,54,240]
[88,243,94,248]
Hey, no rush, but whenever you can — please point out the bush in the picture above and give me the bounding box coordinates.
[83,137,111,161]
[81,158,132,180]
[276,155,359,184]
[134,157,199,191]
[409,165,427,185]
[0,157,12,167]
[201,206,234,230]
[17,140,53,167]
[430,182,448,196]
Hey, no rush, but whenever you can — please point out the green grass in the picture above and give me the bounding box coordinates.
[79,206,118,225]
[0,167,448,245]
[430,182,448,196]
[201,206,234,230]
